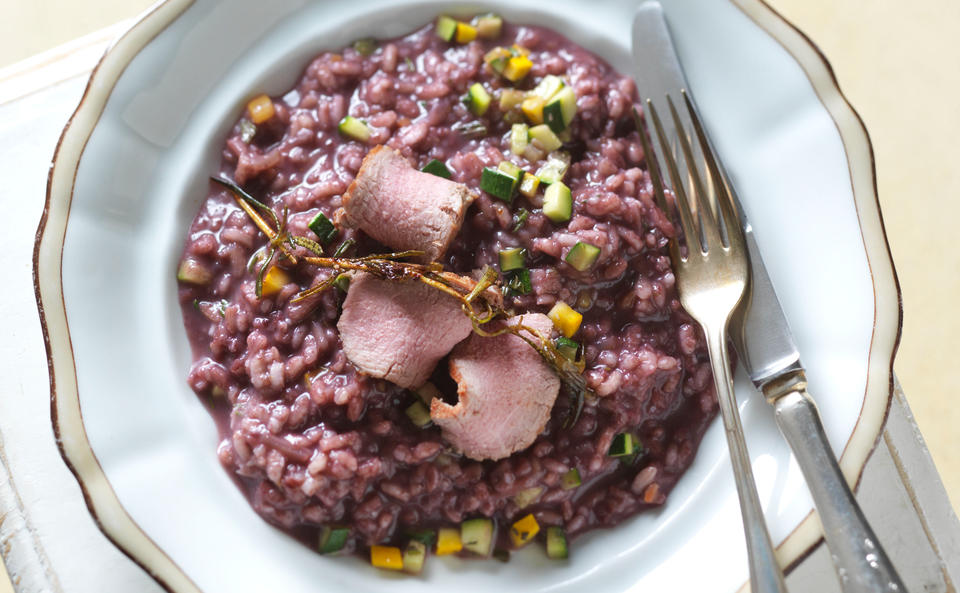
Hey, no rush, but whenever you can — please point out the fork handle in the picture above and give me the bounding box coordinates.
[707,328,788,593]
[773,389,907,593]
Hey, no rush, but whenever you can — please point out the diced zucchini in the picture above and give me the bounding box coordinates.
[545,527,569,559]
[536,151,571,185]
[461,518,494,557]
[519,172,540,198]
[548,301,582,338]
[333,273,350,292]
[565,241,601,271]
[455,22,477,44]
[497,160,522,180]
[608,432,637,457]
[466,83,492,116]
[543,86,577,133]
[474,14,503,39]
[510,123,529,156]
[402,540,426,575]
[529,124,563,152]
[414,382,441,404]
[370,545,403,571]
[421,158,452,179]
[407,529,437,548]
[436,527,463,555]
[561,468,582,490]
[260,266,291,297]
[542,181,572,223]
[436,16,457,41]
[521,95,545,125]
[504,268,532,296]
[499,88,525,110]
[509,44,530,57]
[512,487,543,509]
[532,75,565,102]
[239,119,256,143]
[522,143,545,163]
[247,94,275,124]
[318,526,349,554]
[337,115,370,142]
[509,514,540,548]
[555,337,579,361]
[405,400,432,428]
[485,47,511,74]
[177,258,211,285]
[498,247,526,272]
[308,211,337,244]
[502,55,533,82]
[352,38,377,56]
[480,167,518,203]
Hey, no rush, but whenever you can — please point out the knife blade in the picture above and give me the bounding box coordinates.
[630,3,907,592]
[632,1,802,391]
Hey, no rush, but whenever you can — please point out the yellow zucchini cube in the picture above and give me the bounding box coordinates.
[260,266,291,297]
[503,55,533,82]
[370,545,403,571]
[509,513,540,548]
[548,302,582,338]
[247,94,275,124]
[521,95,545,125]
[455,22,477,44]
[436,527,463,555]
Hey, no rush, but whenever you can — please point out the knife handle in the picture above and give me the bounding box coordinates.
[773,388,907,593]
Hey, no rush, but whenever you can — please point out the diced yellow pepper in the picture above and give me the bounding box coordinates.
[436,527,463,555]
[247,94,275,124]
[509,513,540,548]
[548,302,583,338]
[503,55,533,82]
[521,95,545,125]
[260,266,291,297]
[455,22,477,44]
[370,545,403,571]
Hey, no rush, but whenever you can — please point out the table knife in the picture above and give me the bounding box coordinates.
[631,3,907,592]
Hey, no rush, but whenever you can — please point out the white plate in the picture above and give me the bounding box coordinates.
[35,1,900,592]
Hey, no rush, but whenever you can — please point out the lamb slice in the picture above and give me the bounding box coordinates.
[341,145,474,262]
[337,272,473,388]
[431,313,561,461]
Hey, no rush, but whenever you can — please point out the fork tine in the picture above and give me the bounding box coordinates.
[667,95,722,251]
[682,90,744,252]
[632,107,670,216]
[646,99,700,256]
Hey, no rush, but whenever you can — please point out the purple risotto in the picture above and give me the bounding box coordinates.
[177,14,718,570]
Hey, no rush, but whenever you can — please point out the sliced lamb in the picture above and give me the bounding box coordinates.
[341,145,475,262]
[337,272,473,388]
[431,313,561,461]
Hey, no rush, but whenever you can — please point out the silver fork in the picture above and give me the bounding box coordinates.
[635,92,788,593]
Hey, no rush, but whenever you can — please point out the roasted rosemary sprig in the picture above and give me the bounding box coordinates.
[213,176,591,424]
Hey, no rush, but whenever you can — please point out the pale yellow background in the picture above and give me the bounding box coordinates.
[1,0,958,589]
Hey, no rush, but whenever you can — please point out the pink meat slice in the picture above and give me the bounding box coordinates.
[431,313,561,461]
[341,145,475,262]
[337,272,473,388]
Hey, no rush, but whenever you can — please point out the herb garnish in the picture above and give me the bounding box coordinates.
[214,176,591,425]
[511,208,529,232]
[453,120,488,139]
